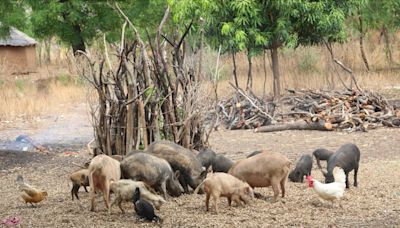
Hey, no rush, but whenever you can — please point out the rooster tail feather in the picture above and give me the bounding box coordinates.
[333,167,346,184]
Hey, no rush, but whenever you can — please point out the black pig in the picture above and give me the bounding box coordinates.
[212,155,234,173]
[312,148,334,169]
[322,143,360,188]
[288,154,312,183]
[196,148,217,170]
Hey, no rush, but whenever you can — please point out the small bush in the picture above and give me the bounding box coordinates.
[15,79,25,92]
[57,74,72,86]
[298,51,319,73]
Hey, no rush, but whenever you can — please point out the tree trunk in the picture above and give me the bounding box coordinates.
[231,51,238,87]
[271,43,281,100]
[197,19,204,79]
[246,50,252,91]
[358,12,370,71]
[254,120,333,133]
[45,38,51,64]
[381,26,394,64]
[262,49,268,97]
[61,3,86,55]
[71,24,86,54]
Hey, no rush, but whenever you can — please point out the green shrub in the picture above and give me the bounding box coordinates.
[15,79,25,91]
[298,51,319,73]
[57,74,72,86]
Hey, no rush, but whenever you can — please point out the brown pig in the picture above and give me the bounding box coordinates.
[88,154,121,211]
[146,140,207,193]
[228,151,290,202]
[70,168,89,200]
[109,179,166,213]
[120,152,183,199]
[194,172,254,214]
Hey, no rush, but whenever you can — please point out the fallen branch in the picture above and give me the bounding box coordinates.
[254,120,333,133]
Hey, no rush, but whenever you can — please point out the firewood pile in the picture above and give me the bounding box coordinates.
[216,89,400,132]
[216,87,275,130]
[275,89,400,131]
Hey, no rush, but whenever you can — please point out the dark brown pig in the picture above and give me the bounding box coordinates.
[194,172,254,214]
[312,148,334,169]
[88,154,121,211]
[146,140,207,193]
[228,151,291,202]
[70,168,89,200]
[212,155,233,173]
[120,152,183,199]
[196,148,217,170]
[288,154,312,183]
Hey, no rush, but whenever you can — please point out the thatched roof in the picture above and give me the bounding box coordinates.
[0,28,37,47]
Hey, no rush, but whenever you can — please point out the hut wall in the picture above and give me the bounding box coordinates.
[0,45,37,73]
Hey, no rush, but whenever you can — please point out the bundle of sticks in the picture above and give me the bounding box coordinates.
[256,89,400,132]
[216,88,400,132]
[216,88,275,130]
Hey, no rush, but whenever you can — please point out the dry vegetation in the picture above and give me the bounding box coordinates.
[0,69,86,122]
[0,32,400,227]
[1,32,400,124]
[215,34,400,98]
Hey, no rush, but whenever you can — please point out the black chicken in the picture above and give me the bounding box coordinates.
[132,187,161,222]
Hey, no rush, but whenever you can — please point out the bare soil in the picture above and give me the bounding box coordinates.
[1,108,400,227]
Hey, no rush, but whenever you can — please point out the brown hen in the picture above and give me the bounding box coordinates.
[16,175,47,207]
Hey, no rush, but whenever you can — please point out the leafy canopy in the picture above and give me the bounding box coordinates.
[170,0,360,54]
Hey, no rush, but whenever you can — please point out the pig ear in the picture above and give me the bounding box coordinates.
[174,170,180,178]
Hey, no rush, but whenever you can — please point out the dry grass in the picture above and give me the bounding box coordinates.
[215,33,400,98]
[0,75,86,121]
[1,33,400,122]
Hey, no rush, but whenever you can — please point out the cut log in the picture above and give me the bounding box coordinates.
[254,120,333,133]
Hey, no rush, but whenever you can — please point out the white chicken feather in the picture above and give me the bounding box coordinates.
[307,167,346,203]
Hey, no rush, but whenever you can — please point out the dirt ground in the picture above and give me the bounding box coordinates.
[1,106,400,227]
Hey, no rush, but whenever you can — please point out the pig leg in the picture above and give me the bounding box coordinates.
[83,186,89,193]
[109,194,123,214]
[280,178,286,198]
[232,195,243,207]
[117,197,125,213]
[345,173,349,189]
[271,183,280,202]
[71,183,80,200]
[316,158,322,169]
[161,181,168,200]
[354,164,358,187]
[227,196,232,206]
[89,172,96,212]
[205,193,210,211]
[103,182,110,209]
[212,193,220,214]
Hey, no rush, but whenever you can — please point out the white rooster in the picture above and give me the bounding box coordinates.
[306,167,346,207]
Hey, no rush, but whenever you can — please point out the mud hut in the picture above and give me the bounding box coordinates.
[0,28,37,74]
